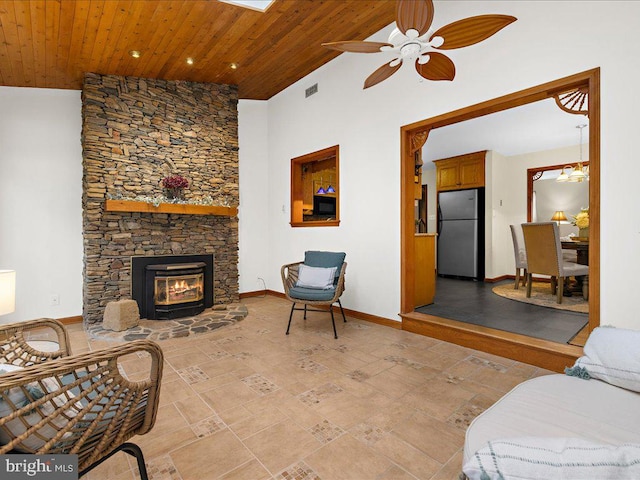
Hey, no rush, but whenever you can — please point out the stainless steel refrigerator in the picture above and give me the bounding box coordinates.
[437,188,485,280]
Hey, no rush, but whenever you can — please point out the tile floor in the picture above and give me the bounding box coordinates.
[64,296,552,480]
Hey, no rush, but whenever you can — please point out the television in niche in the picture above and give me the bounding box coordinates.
[313,195,336,217]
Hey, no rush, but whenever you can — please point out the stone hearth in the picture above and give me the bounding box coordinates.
[87,303,248,342]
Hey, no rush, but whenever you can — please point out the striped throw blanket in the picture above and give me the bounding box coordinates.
[463,437,640,480]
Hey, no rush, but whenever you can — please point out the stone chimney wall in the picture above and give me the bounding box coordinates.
[81,73,239,324]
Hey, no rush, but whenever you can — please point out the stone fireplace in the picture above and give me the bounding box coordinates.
[81,73,239,325]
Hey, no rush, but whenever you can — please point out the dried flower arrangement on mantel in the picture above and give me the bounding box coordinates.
[161,174,189,200]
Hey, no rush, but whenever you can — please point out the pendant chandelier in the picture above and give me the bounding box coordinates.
[316,174,336,194]
[557,124,589,183]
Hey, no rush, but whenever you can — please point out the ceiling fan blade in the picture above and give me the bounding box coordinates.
[415,52,455,81]
[364,61,402,89]
[322,41,392,53]
[430,15,517,50]
[396,0,434,37]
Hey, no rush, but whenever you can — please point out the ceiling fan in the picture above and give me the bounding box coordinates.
[322,0,516,89]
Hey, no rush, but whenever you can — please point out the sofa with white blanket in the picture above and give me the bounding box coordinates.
[462,326,640,480]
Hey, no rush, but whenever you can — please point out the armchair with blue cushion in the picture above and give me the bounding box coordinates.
[281,251,347,339]
[0,318,162,479]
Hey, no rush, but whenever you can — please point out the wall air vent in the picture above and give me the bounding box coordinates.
[305,83,318,98]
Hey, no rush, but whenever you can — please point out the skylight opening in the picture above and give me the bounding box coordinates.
[218,0,275,12]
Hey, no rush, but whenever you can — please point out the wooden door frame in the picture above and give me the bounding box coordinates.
[399,68,600,370]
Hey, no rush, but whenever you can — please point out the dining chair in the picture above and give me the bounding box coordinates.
[521,222,589,304]
[509,225,528,289]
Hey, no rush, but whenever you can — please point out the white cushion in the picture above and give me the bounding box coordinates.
[296,264,337,289]
[464,374,640,465]
[0,364,82,451]
[569,326,640,392]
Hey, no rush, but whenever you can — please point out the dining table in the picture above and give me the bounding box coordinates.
[561,240,589,265]
[561,240,589,297]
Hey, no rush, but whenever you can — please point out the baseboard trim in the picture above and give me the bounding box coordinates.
[341,307,402,329]
[239,290,268,299]
[400,311,582,372]
[58,315,83,325]
[250,290,402,329]
[484,275,510,283]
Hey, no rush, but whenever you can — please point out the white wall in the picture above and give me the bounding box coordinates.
[0,87,83,323]
[258,1,640,327]
[238,100,270,293]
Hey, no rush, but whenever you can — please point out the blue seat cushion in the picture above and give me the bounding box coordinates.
[289,286,336,302]
[304,251,345,281]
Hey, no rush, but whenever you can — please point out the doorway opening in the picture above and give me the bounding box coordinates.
[399,68,600,371]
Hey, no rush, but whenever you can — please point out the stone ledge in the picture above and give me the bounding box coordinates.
[87,303,248,342]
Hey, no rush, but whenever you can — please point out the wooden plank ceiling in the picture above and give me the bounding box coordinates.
[0,0,397,99]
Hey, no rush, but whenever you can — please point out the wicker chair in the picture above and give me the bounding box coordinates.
[282,251,347,339]
[0,319,163,480]
[0,317,71,365]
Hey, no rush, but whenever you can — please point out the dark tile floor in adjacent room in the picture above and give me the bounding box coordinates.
[415,277,588,344]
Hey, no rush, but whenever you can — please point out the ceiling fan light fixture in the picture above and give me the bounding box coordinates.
[322,0,516,89]
[405,28,420,40]
[400,42,422,58]
[430,36,444,48]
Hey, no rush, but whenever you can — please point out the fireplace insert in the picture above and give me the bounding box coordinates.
[131,254,214,320]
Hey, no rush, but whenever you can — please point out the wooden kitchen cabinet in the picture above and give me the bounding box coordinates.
[434,151,486,191]
[414,233,436,307]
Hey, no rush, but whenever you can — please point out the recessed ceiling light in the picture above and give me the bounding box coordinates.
[129,50,141,59]
[230,63,238,70]
[186,57,194,65]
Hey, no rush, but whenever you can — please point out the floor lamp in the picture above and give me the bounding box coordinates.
[0,270,16,317]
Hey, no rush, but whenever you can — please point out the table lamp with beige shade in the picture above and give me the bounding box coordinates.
[551,211,568,224]
[0,270,16,317]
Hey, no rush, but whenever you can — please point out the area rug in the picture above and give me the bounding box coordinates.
[492,282,588,314]
[86,303,248,341]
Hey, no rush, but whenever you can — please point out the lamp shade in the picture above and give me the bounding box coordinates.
[0,270,16,316]
[551,211,568,223]
[568,165,587,182]
[556,167,570,182]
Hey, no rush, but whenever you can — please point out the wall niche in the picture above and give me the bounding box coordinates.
[290,145,340,227]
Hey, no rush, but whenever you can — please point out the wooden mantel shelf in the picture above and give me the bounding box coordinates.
[104,199,238,217]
